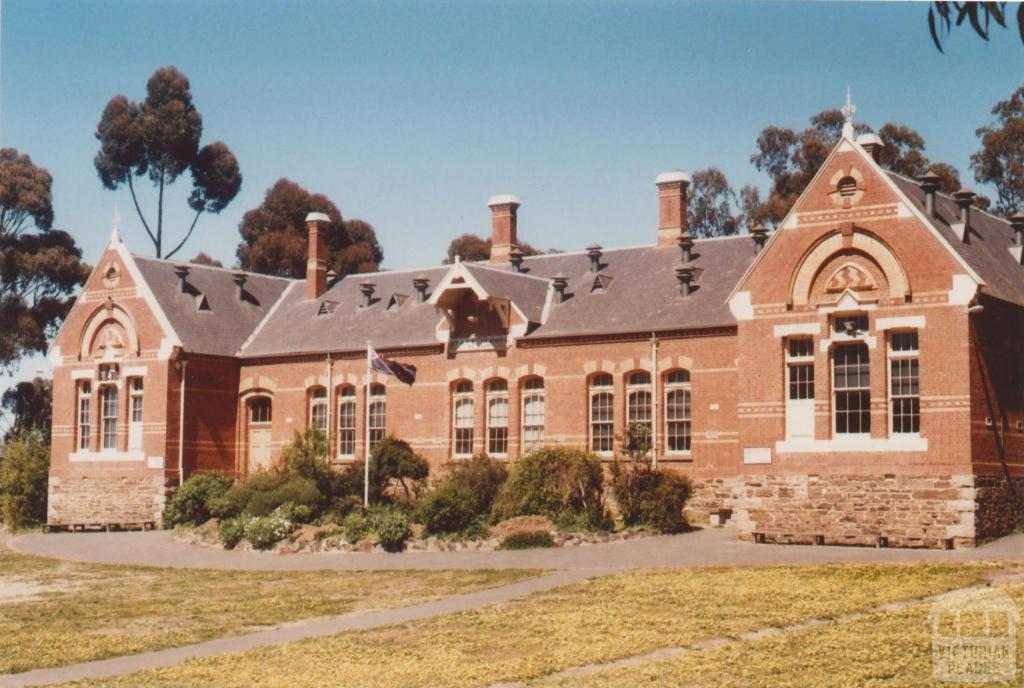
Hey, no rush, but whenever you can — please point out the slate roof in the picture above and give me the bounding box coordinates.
[133,257,291,357]
[461,262,550,324]
[888,173,1024,307]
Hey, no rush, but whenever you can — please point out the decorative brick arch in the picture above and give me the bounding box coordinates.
[789,229,910,307]
[80,303,140,360]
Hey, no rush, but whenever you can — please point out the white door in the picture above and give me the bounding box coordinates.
[786,363,815,440]
[248,429,272,471]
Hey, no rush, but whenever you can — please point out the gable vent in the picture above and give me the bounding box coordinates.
[387,293,408,311]
[196,294,211,311]
[317,300,339,316]
[591,274,613,294]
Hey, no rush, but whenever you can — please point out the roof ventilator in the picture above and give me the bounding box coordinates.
[359,282,376,308]
[552,274,569,303]
[952,188,976,244]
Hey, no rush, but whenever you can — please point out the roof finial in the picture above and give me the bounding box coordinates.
[841,86,856,140]
[111,204,122,243]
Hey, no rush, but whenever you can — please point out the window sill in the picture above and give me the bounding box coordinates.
[69,449,145,463]
[775,436,928,454]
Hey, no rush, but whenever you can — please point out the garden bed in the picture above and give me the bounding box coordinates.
[173,518,665,554]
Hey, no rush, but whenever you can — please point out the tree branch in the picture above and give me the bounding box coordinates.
[126,177,157,248]
[164,208,203,260]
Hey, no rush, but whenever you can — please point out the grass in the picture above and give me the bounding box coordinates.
[57,561,1013,687]
[0,548,540,674]
[528,581,1024,687]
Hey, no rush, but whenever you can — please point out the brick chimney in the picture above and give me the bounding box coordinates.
[856,133,884,163]
[305,212,330,300]
[656,171,691,247]
[488,195,520,263]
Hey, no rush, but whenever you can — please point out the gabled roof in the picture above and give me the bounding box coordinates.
[460,263,550,324]
[133,257,291,357]
[887,173,1024,307]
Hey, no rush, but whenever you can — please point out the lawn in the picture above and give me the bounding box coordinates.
[529,580,1024,687]
[0,548,540,674]
[57,561,1014,687]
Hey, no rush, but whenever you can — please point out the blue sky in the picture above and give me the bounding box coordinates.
[2,0,1023,394]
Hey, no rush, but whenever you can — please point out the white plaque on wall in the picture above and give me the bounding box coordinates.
[743,447,772,464]
[147,456,164,469]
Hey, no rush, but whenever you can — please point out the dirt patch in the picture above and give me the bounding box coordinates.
[0,578,61,604]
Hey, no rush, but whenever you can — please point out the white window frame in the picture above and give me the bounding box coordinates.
[626,371,653,455]
[452,381,474,458]
[589,373,614,455]
[309,387,328,433]
[832,342,871,436]
[249,396,272,425]
[77,380,92,451]
[100,384,119,450]
[337,387,356,458]
[368,384,386,449]
[888,331,921,436]
[486,380,509,457]
[521,377,545,453]
[664,370,691,456]
[128,377,144,450]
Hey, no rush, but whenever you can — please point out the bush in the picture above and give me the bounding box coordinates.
[276,428,351,504]
[499,530,556,550]
[344,436,429,503]
[418,482,477,536]
[492,446,610,531]
[0,430,49,530]
[370,506,412,552]
[342,510,371,544]
[162,471,232,528]
[244,507,296,550]
[610,462,692,533]
[211,473,323,519]
[218,516,247,549]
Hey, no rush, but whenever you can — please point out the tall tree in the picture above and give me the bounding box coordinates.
[928,2,1024,52]
[1,377,52,443]
[189,252,223,268]
[237,179,383,278]
[444,234,543,264]
[686,168,741,238]
[94,66,242,259]
[972,85,1024,215]
[747,110,965,228]
[0,148,89,372]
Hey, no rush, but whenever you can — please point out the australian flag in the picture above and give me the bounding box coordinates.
[368,344,417,386]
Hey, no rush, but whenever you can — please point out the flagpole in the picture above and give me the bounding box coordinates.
[364,341,371,509]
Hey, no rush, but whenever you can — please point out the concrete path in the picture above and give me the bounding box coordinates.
[10,526,1024,572]
[0,569,590,688]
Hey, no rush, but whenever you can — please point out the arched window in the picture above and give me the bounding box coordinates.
[626,371,652,453]
[521,377,545,452]
[249,397,272,424]
[337,386,356,458]
[100,385,118,450]
[368,383,386,449]
[589,373,614,454]
[486,379,509,457]
[308,387,328,432]
[452,380,474,457]
[77,381,92,451]
[664,370,691,454]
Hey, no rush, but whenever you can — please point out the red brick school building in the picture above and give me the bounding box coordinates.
[46,121,1024,548]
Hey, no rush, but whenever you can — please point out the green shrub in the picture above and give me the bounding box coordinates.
[610,462,692,533]
[342,510,371,544]
[162,471,232,528]
[0,430,49,530]
[277,428,352,503]
[343,436,429,503]
[418,482,477,536]
[492,446,610,531]
[317,495,362,526]
[211,473,323,519]
[244,507,296,550]
[370,506,412,552]
[218,516,247,549]
[275,501,314,524]
[499,530,556,550]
